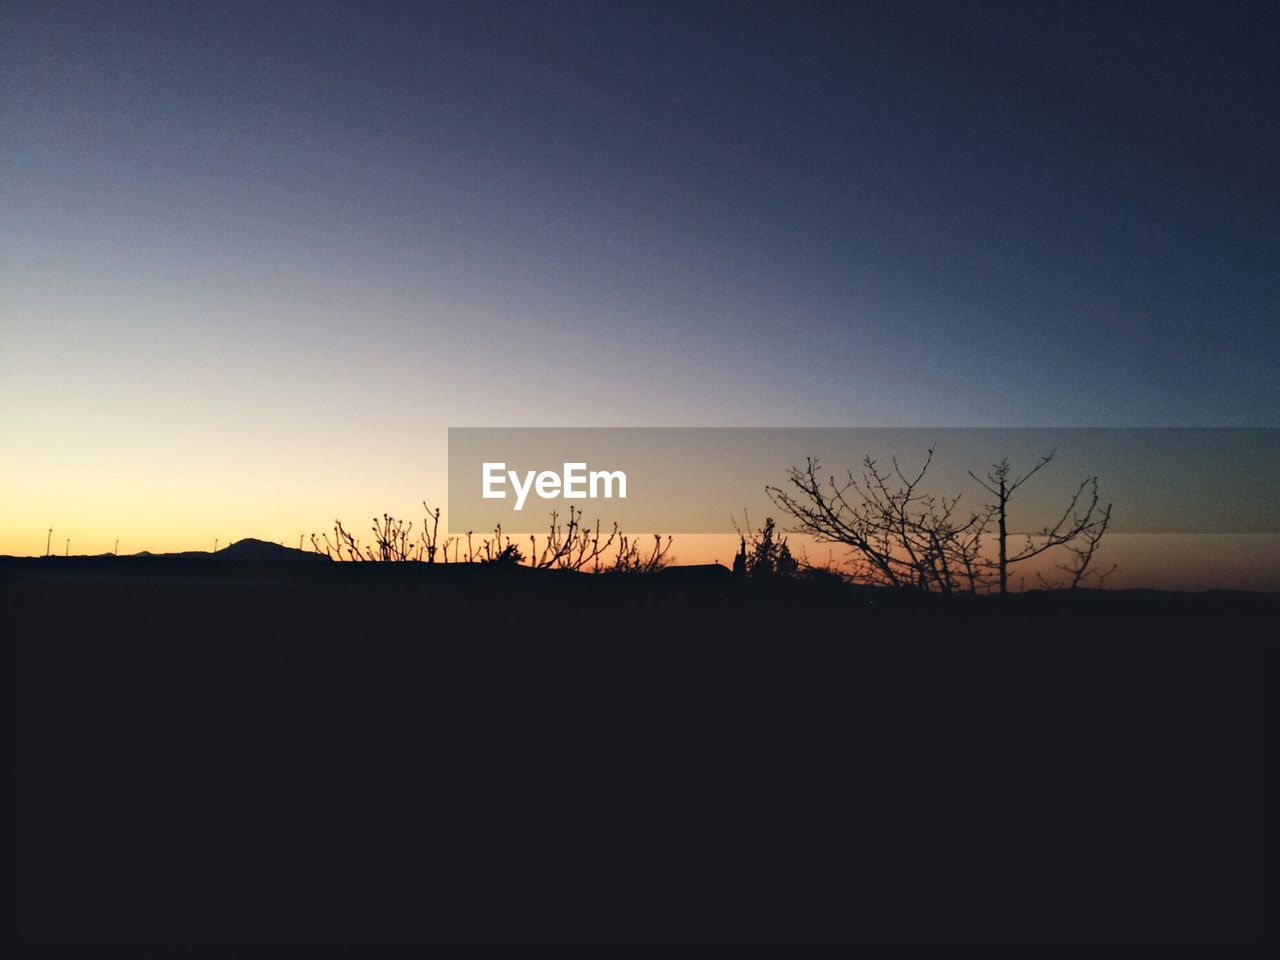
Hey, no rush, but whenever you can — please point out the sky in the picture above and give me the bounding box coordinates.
[1,0,1277,571]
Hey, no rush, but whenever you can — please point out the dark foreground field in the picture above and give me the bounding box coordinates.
[7,557,1271,944]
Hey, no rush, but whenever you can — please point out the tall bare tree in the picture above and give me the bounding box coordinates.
[768,448,1112,593]
[767,449,988,592]
[968,452,1111,594]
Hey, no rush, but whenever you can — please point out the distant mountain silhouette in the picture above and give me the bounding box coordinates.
[80,539,329,562]
[213,538,329,562]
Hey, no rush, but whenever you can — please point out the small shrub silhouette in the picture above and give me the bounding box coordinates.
[314,503,671,573]
[733,514,798,579]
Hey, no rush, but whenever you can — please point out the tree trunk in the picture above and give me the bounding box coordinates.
[998,476,1008,594]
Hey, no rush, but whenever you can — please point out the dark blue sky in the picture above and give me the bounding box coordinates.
[3,0,1276,466]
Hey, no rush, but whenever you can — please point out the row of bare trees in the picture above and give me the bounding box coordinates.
[766,449,1113,593]
[311,504,673,574]
[308,448,1111,591]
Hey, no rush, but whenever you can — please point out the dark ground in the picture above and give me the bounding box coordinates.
[7,556,1271,944]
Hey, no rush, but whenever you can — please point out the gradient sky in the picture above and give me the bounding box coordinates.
[2,1,1277,563]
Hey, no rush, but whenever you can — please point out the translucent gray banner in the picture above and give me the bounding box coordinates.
[447,428,1280,535]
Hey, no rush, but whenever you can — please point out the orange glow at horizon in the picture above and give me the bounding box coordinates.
[3,472,1278,596]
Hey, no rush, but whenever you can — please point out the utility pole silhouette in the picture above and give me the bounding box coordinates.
[114,539,119,556]
[46,529,52,557]
[65,538,69,557]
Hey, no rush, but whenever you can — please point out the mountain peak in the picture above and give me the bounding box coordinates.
[217,539,328,562]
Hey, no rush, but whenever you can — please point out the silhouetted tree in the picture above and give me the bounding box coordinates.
[610,533,674,573]
[528,507,619,571]
[312,506,456,563]
[315,503,670,573]
[768,448,1112,593]
[734,514,798,578]
[480,536,525,566]
[968,452,1112,594]
[767,450,986,591]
